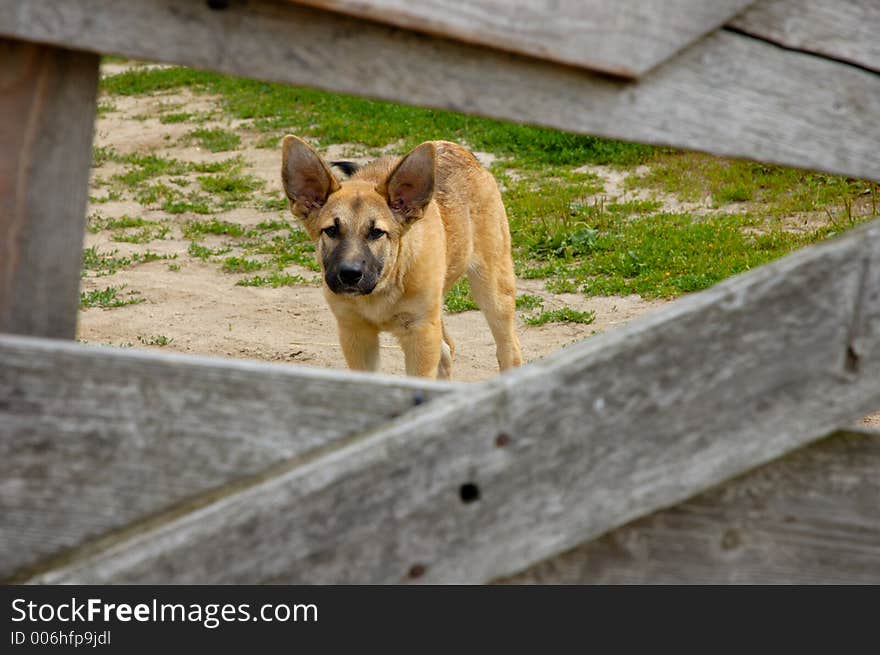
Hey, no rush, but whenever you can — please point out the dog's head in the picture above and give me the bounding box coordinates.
[281,135,435,296]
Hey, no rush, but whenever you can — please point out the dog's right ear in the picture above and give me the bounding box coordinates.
[281,135,339,221]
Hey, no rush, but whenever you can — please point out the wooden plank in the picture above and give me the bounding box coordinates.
[0,337,455,579]
[28,221,880,584]
[0,1,877,180]
[288,0,757,78]
[729,0,880,74]
[500,429,880,584]
[0,38,99,338]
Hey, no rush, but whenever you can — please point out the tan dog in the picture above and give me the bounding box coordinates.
[281,136,522,379]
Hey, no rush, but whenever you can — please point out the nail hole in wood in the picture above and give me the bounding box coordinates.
[408,563,426,579]
[459,482,480,504]
[495,433,511,447]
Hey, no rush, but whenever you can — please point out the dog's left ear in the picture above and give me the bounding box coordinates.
[380,142,436,223]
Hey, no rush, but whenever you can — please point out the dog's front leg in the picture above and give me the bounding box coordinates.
[396,319,443,379]
[337,319,380,372]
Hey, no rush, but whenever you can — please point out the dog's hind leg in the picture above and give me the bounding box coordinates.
[467,263,523,371]
[437,320,455,379]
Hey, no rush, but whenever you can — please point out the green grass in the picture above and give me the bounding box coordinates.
[189,127,241,152]
[197,172,264,200]
[81,246,175,276]
[221,256,266,273]
[112,153,188,186]
[138,334,173,346]
[524,308,596,326]
[101,66,655,167]
[236,272,310,287]
[515,294,544,311]
[80,285,145,309]
[159,112,192,124]
[444,279,478,313]
[628,152,874,215]
[187,242,233,261]
[183,219,246,239]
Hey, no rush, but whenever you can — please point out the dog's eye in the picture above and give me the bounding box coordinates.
[367,227,386,240]
[322,225,339,238]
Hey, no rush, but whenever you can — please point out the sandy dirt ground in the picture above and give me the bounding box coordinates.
[79,64,878,427]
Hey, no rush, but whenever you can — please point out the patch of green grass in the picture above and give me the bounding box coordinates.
[111,224,170,243]
[187,242,233,261]
[112,153,188,186]
[188,158,244,174]
[629,152,874,214]
[253,219,290,232]
[81,247,175,276]
[247,230,319,271]
[189,127,241,152]
[444,279,478,313]
[197,172,264,201]
[515,294,544,311]
[222,256,266,273]
[255,134,282,149]
[92,145,117,167]
[138,334,173,346]
[524,308,596,326]
[168,263,181,272]
[604,199,664,216]
[80,285,145,309]
[101,66,655,167]
[236,272,309,287]
[258,197,290,212]
[183,219,246,239]
[159,112,192,124]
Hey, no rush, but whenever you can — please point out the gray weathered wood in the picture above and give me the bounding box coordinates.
[1,0,878,180]
[730,0,880,73]
[0,38,99,338]
[0,338,454,579]
[500,429,880,584]
[28,221,880,584]
[290,0,757,77]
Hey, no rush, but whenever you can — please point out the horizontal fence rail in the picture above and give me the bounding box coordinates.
[16,220,879,584]
[0,344,454,579]
[501,428,880,584]
[0,0,877,180]
[288,0,757,77]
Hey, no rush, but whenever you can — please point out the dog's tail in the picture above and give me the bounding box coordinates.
[330,161,361,177]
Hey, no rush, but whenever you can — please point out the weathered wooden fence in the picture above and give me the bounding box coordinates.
[1,0,879,584]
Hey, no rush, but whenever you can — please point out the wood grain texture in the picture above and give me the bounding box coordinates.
[289,0,757,77]
[0,38,98,338]
[729,0,880,73]
[500,429,880,584]
[0,0,877,179]
[29,221,880,584]
[0,337,455,579]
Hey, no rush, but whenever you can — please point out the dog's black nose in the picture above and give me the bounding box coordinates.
[338,264,364,286]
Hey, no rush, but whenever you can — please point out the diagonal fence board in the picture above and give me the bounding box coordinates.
[289,0,757,78]
[0,39,99,339]
[29,221,880,584]
[0,339,455,579]
[500,428,880,584]
[1,1,878,180]
[729,0,880,73]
